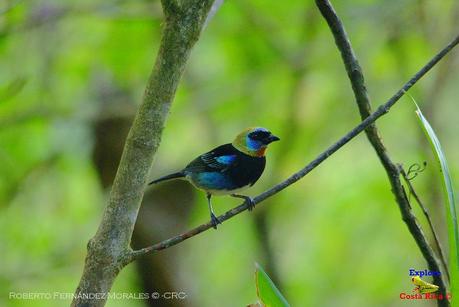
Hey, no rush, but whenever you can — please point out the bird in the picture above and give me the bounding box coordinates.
[149,127,280,228]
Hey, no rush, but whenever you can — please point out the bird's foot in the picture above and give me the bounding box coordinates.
[246,197,255,211]
[210,213,222,229]
[231,194,255,211]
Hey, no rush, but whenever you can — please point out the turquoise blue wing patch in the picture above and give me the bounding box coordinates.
[215,155,237,165]
[200,153,237,170]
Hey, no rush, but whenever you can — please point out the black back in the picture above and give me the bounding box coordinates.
[185,143,266,188]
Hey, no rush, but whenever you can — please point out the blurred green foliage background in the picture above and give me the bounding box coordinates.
[1,0,458,306]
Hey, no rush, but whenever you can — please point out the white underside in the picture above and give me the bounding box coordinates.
[185,176,251,195]
[205,184,252,195]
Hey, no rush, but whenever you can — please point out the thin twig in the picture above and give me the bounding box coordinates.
[315,0,450,304]
[400,166,450,283]
[128,31,459,262]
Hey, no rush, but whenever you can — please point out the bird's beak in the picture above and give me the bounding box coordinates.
[266,134,280,143]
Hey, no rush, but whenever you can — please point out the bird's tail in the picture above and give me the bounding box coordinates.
[148,171,185,185]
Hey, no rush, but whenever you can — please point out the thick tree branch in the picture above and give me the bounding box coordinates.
[315,0,449,304]
[71,1,215,306]
[129,32,459,261]
[161,0,180,17]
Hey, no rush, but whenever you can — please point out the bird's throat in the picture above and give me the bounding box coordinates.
[255,147,266,157]
[232,142,266,157]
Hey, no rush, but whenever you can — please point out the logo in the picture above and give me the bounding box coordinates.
[399,269,451,300]
[411,276,438,294]
[409,268,440,277]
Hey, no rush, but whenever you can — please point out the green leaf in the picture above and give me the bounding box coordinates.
[255,263,290,307]
[415,103,458,303]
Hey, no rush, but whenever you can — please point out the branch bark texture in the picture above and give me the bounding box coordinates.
[72,1,214,306]
[315,0,449,304]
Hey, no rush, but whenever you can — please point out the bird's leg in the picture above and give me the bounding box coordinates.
[207,193,221,229]
[231,194,255,211]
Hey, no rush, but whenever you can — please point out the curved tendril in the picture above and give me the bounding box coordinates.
[406,161,427,180]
